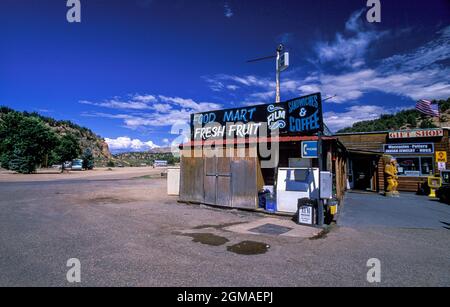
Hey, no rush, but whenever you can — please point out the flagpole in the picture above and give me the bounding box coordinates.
[437,101,442,128]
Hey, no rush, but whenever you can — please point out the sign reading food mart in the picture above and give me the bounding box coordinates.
[190,93,323,141]
[388,129,443,139]
[383,143,434,154]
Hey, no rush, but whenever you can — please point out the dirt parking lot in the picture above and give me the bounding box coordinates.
[0,167,449,287]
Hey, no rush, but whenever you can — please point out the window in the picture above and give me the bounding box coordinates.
[395,157,434,176]
[420,157,433,176]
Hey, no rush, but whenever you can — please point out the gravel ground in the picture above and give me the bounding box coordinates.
[0,170,449,287]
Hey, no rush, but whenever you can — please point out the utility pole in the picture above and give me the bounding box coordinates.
[275,45,282,103]
[247,44,289,213]
[247,43,289,103]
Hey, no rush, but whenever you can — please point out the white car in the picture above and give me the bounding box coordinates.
[71,159,83,171]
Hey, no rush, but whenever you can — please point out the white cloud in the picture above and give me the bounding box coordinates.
[153,103,172,113]
[314,10,387,69]
[79,99,152,110]
[205,74,274,91]
[132,94,157,103]
[82,94,223,130]
[105,136,160,152]
[298,66,450,103]
[204,21,449,106]
[224,3,233,18]
[79,94,158,110]
[324,105,389,132]
[379,25,450,73]
[158,95,221,112]
[226,85,239,91]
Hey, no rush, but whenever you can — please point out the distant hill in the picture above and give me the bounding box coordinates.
[112,151,179,167]
[0,106,111,165]
[337,98,450,133]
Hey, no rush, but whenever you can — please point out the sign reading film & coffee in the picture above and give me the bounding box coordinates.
[383,143,434,154]
[190,93,323,141]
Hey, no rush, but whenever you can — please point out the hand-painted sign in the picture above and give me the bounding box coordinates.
[383,143,434,154]
[388,129,443,139]
[301,141,318,158]
[190,93,323,141]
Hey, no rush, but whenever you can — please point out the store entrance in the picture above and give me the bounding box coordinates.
[349,152,380,191]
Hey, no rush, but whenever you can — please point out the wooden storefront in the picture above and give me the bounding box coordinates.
[179,135,348,210]
[337,128,450,192]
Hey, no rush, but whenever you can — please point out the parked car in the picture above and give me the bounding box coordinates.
[71,159,83,171]
[436,185,450,205]
[63,161,72,169]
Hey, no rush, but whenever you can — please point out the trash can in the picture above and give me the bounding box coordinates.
[258,190,268,208]
[297,198,317,226]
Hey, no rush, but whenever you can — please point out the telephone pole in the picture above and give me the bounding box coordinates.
[247,44,289,103]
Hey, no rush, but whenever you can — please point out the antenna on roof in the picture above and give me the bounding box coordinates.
[323,95,337,102]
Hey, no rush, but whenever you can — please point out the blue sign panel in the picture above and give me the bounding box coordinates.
[301,141,318,158]
[190,93,323,141]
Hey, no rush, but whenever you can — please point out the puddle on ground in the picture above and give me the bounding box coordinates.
[180,233,229,246]
[193,222,245,230]
[227,241,270,255]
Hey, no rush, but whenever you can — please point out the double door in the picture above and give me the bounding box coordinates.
[204,157,257,209]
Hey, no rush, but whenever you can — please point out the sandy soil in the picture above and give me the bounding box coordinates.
[0,167,169,182]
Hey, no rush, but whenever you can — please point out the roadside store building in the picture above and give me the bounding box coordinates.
[336,128,450,192]
[178,93,348,223]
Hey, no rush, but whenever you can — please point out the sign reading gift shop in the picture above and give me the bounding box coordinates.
[190,93,323,140]
[388,129,443,139]
[383,143,434,154]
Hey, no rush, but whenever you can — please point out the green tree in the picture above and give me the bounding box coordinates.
[51,133,82,165]
[419,118,437,129]
[8,147,36,174]
[0,112,58,173]
[81,148,95,170]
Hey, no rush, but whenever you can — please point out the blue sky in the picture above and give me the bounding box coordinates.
[1,0,449,153]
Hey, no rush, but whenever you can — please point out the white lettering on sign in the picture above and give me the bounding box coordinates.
[194,123,262,140]
[388,129,443,139]
[384,143,434,154]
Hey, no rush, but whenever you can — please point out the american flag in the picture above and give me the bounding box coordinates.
[415,99,440,117]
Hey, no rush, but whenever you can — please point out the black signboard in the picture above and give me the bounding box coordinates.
[383,143,434,154]
[190,93,323,141]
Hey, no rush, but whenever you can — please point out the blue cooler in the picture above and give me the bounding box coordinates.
[265,195,277,213]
